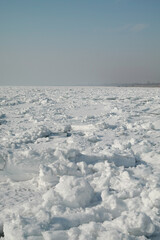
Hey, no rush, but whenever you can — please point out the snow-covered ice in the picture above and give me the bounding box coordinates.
[0,86,160,239]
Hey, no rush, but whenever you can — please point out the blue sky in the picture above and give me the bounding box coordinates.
[0,0,160,85]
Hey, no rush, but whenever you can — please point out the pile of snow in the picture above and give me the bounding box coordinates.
[55,176,94,208]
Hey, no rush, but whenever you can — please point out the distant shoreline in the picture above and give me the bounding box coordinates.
[118,83,160,88]
[0,84,160,88]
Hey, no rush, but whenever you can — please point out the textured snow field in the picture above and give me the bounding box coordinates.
[0,86,160,240]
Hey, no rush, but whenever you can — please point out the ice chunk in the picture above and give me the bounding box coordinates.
[42,189,62,208]
[38,164,59,187]
[63,124,72,133]
[149,188,160,208]
[151,120,160,130]
[87,135,100,143]
[106,152,136,168]
[0,154,6,170]
[127,212,155,237]
[97,229,130,240]
[49,160,81,177]
[42,230,68,240]
[77,161,91,175]
[55,148,81,162]
[15,125,53,145]
[103,195,126,218]
[3,217,24,240]
[55,176,94,208]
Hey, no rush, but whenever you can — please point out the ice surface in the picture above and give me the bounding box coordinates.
[0,86,160,239]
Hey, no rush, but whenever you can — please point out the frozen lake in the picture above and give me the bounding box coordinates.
[0,86,160,239]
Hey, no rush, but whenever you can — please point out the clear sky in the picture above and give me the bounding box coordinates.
[0,0,160,86]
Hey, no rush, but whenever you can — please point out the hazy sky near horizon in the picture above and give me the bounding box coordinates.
[0,0,160,86]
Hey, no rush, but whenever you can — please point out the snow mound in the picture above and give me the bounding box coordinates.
[149,188,160,208]
[19,125,52,143]
[55,176,94,208]
[126,212,155,237]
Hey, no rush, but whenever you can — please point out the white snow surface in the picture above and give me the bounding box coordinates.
[0,86,160,239]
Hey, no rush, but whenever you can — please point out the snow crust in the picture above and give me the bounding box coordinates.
[0,86,160,239]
